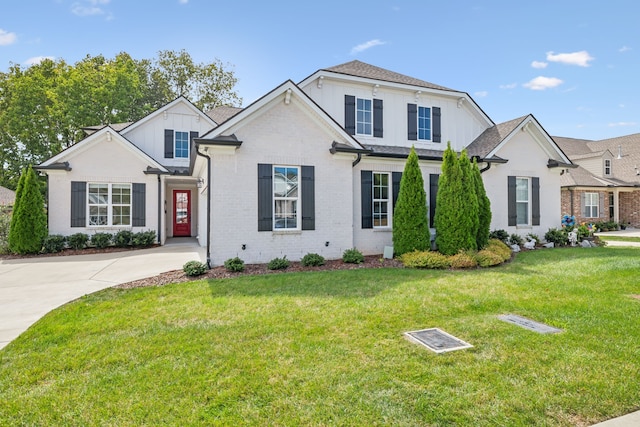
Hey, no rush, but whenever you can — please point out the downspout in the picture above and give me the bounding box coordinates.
[569,188,574,216]
[352,153,362,167]
[479,161,491,173]
[195,144,212,268]
[157,175,162,244]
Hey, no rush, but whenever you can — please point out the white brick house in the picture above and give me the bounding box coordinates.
[39,61,573,266]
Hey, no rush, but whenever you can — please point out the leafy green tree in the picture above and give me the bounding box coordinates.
[458,149,479,251]
[434,142,467,255]
[473,157,492,249]
[392,146,430,255]
[8,165,47,254]
[0,50,241,189]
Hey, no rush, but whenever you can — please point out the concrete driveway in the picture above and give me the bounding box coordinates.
[0,239,204,350]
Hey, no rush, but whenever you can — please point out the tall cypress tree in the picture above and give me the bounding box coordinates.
[458,149,479,251]
[7,168,27,251]
[392,146,430,255]
[8,165,47,254]
[472,157,492,249]
[435,142,467,255]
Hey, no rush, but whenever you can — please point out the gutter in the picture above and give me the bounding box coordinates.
[329,141,372,167]
[195,142,212,268]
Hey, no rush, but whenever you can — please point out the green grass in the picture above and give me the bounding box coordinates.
[598,235,640,243]
[1,248,640,426]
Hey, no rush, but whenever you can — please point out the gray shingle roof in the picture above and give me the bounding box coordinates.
[466,116,527,158]
[363,144,447,160]
[552,136,594,157]
[323,60,458,93]
[206,106,243,125]
[0,186,16,206]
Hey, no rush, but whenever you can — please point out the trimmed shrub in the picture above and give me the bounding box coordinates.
[392,146,430,255]
[486,239,512,262]
[132,230,156,247]
[400,250,450,269]
[91,232,112,249]
[342,248,364,264]
[67,233,89,250]
[301,253,325,267]
[268,256,290,270]
[224,257,245,272]
[449,251,478,269]
[113,230,134,247]
[43,235,66,253]
[8,166,47,254]
[508,234,524,246]
[489,229,509,243]
[183,260,207,277]
[0,208,11,254]
[475,249,504,267]
[473,157,491,250]
[545,228,568,246]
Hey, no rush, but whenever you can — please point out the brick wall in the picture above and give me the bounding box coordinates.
[560,189,611,225]
[619,191,640,227]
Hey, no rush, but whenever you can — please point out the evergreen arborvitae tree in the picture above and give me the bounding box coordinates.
[7,167,27,251]
[392,146,430,255]
[473,157,492,249]
[8,165,47,254]
[434,142,466,255]
[458,149,479,251]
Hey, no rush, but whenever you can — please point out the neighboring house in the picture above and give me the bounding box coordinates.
[554,133,640,227]
[39,60,573,266]
[0,186,16,208]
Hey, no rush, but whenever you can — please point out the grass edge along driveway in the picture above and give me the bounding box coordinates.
[1,247,639,426]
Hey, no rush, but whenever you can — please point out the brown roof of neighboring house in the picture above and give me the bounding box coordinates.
[0,186,16,206]
[322,60,457,93]
[205,106,243,125]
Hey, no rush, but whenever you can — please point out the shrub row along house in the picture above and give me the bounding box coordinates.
[38,61,574,266]
[554,134,640,228]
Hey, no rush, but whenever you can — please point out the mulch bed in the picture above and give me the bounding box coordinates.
[0,245,160,260]
[115,256,404,289]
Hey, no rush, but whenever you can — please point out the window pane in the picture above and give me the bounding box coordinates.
[89,206,108,226]
[516,202,528,225]
[274,200,297,229]
[356,98,372,135]
[516,178,528,201]
[418,106,431,140]
[175,131,189,158]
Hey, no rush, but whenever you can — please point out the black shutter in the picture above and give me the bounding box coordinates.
[164,129,174,158]
[373,99,383,138]
[532,177,540,226]
[258,164,273,231]
[132,183,146,227]
[429,174,439,228]
[508,176,517,226]
[392,172,402,210]
[345,95,356,135]
[70,181,86,227]
[361,170,373,229]
[432,107,442,143]
[301,166,315,230]
[189,131,198,158]
[407,103,417,141]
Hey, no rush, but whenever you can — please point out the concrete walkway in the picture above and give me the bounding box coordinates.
[595,228,640,247]
[0,238,204,350]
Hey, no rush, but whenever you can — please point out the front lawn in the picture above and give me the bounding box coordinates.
[1,248,639,426]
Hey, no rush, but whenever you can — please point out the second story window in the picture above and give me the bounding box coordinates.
[356,98,372,135]
[418,106,432,140]
[175,131,189,158]
[604,159,611,176]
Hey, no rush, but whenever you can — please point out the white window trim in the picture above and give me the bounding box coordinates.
[373,172,391,229]
[273,165,300,231]
[356,97,372,136]
[417,106,432,141]
[584,192,599,218]
[174,131,190,159]
[87,183,132,227]
[516,177,530,226]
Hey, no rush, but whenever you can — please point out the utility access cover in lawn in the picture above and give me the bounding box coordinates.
[498,314,563,334]
[405,328,473,354]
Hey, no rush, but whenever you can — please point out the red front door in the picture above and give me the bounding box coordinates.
[173,190,191,237]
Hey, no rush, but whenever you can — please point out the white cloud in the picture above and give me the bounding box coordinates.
[531,61,547,69]
[546,50,594,67]
[72,0,112,17]
[0,29,17,46]
[619,104,625,108]
[608,121,637,127]
[474,91,488,98]
[24,56,55,66]
[350,39,386,55]
[523,76,563,91]
[619,46,631,53]
[499,83,517,90]
[179,0,188,3]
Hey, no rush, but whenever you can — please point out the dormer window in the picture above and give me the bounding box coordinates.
[604,159,611,176]
[175,131,189,158]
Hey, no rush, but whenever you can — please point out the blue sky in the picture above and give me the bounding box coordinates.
[1,0,638,141]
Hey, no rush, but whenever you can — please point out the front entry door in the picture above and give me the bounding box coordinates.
[173,190,191,237]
